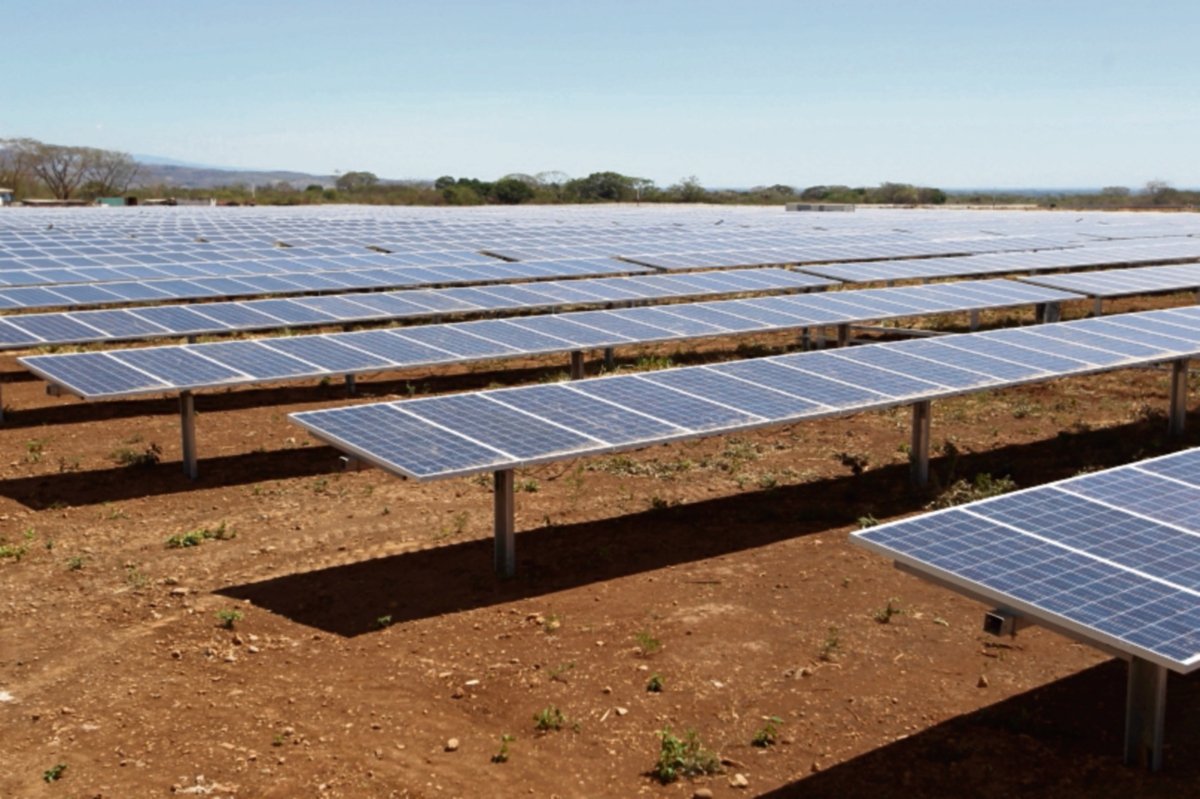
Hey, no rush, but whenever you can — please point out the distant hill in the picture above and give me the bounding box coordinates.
[133,162,337,190]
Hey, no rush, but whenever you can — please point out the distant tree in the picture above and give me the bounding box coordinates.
[1100,186,1131,198]
[491,177,535,204]
[442,185,482,205]
[767,184,794,195]
[335,171,379,192]
[800,185,830,201]
[28,142,91,199]
[668,176,707,203]
[0,138,39,197]
[564,171,635,202]
[434,175,456,190]
[81,149,141,197]
[305,184,324,192]
[630,177,656,204]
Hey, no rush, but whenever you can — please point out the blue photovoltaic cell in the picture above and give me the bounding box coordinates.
[0,319,43,344]
[454,320,573,352]
[1016,324,1169,358]
[835,347,1000,390]
[111,347,247,386]
[190,303,291,328]
[294,403,512,478]
[713,300,814,327]
[565,311,681,341]
[397,326,519,357]
[243,300,339,325]
[659,304,769,332]
[66,310,169,338]
[259,336,394,371]
[712,358,884,407]
[615,307,726,336]
[47,284,125,304]
[1076,318,1200,351]
[194,340,326,378]
[1,287,75,307]
[507,315,629,347]
[573,375,761,431]
[781,351,946,396]
[1139,449,1200,488]
[900,340,1045,381]
[401,393,597,458]
[22,352,168,396]
[645,367,824,419]
[8,314,105,341]
[1061,470,1200,535]
[293,295,383,319]
[936,336,1081,373]
[334,329,457,363]
[986,328,1130,366]
[489,383,684,444]
[132,305,231,334]
[333,292,433,316]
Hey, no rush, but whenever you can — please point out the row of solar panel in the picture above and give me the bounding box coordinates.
[0,258,652,311]
[0,268,825,349]
[1022,262,1200,298]
[287,305,1200,485]
[21,278,1078,399]
[808,238,1200,283]
[853,448,1200,670]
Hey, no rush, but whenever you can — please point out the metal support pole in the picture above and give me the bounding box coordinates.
[180,391,197,480]
[969,309,980,332]
[911,400,931,486]
[345,374,356,395]
[0,381,5,423]
[494,469,515,578]
[836,323,850,348]
[1044,302,1061,324]
[1125,656,1167,771]
[569,351,585,380]
[1034,303,1045,324]
[1170,358,1188,437]
[801,327,810,352]
[603,347,615,371]
[187,335,197,345]
[1093,296,1104,317]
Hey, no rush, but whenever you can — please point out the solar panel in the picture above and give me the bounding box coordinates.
[852,447,1200,672]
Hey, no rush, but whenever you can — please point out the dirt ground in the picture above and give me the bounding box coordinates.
[4,292,1200,798]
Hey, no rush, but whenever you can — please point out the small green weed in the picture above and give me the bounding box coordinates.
[42,762,67,782]
[215,609,244,630]
[66,555,85,571]
[635,630,662,657]
[857,514,879,529]
[820,626,840,661]
[108,443,162,467]
[874,597,907,624]
[928,474,1016,510]
[165,522,235,549]
[752,716,784,747]
[533,705,566,731]
[653,726,722,784]
[376,615,393,629]
[647,672,665,692]
[125,564,147,588]
[492,734,515,763]
[24,437,49,463]
[835,451,870,476]
[516,479,539,493]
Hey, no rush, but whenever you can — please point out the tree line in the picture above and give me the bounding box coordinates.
[0,138,141,200]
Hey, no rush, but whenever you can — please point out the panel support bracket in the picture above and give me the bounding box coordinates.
[603,347,615,371]
[1125,656,1167,771]
[1094,296,1104,317]
[570,351,585,380]
[345,374,357,395]
[494,469,515,578]
[836,323,850,348]
[1170,359,1188,437]
[910,400,931,486]
[180,390,198,480]
[969,308,980,332]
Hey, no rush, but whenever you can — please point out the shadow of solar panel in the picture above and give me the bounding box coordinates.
[401,393,598,459]
[645,367,823,419]
[111,348,247,386]
[713,358,883,407]
[195,340,325,378]
[489,383,683,444]
[23,352,169,397]
[297,402,514,478]
[573,375,761,431]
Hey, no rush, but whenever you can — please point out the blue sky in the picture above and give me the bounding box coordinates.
[3,1,1198,188]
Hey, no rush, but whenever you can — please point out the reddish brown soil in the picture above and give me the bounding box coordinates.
[3,293,1200,798]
